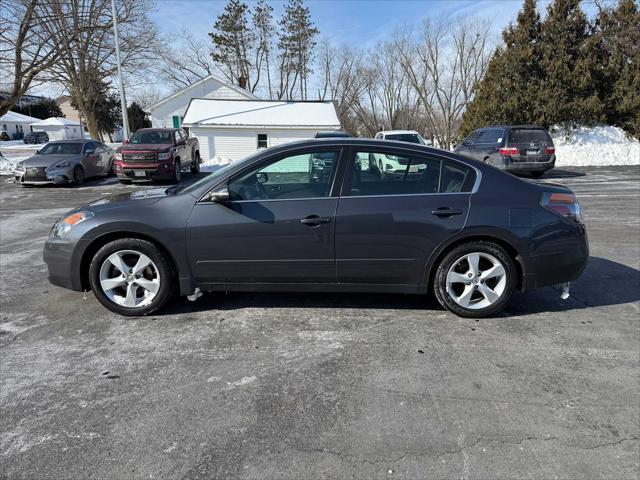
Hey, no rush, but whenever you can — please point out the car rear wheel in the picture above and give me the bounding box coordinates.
[190,153,201,174]
[118,179,132,185]
[72,165,85,186]
[172,160,182,183]
[530,171,545,178]
[434,241,516,318]
[89,238,176,316]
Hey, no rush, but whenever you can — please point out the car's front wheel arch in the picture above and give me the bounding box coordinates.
[79,231,181,293]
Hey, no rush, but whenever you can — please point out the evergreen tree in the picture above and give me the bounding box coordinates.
[460,0,543,136]
[537,0,603,127]
[94,91,122,141]
[127,102,151,133]
[209,0,254,89]
[277,0,319,100]
[594,0,640,137]
[12,99,63,120]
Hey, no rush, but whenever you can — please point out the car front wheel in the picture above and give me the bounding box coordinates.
[433,241,516,318]
[172,160,182,183]
[190,153,201,174]
[72,165,84,186]
[88,238,176,316]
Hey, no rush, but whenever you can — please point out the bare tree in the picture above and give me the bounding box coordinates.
[395,19,492,148]
[0,0,65,117]
[38,0,158,138]
[155,30,214,90]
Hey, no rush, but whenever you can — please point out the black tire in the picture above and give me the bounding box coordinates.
[530,170,545,179]
[72,165,85,186]
[172,160,182,183]
[118,179,132,185]
[108,158,116,176]
[190,153,201,174]
[88,238,176,316]
[433,241,516,318]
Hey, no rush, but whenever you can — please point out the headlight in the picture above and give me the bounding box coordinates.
[52,161,70,168]
[114,152,122,161]
[50,211,94,238]
[158,152,171,161]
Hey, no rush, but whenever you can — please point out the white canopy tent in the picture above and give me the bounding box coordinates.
[30,117,82,141]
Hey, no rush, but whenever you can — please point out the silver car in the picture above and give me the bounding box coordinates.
[13,140,115,186]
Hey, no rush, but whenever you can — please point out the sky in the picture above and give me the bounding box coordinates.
[152,0,528,48]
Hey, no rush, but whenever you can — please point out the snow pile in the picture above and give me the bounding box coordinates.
[551,125,639,166]
[0,154,32,176]
[201,155,232,173]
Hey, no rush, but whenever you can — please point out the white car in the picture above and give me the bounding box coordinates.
[372,130,431,178]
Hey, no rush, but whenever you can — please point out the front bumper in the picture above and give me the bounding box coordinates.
[115,161,174,181]
[43,237,85,291]
[14,167,74,185]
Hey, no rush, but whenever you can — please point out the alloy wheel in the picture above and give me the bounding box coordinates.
[445,252,507,310]
[98,249,161,308]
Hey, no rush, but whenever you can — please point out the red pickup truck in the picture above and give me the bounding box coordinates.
[114,128,201,183]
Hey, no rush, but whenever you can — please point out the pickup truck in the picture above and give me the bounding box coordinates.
[114,128,200,183]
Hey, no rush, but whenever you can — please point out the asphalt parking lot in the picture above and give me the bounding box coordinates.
[1,166,638,479]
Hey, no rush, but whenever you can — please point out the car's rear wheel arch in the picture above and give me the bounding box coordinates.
[80,232,179,292]
[426,235,525,293]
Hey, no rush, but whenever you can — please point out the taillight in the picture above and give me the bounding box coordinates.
[499,147,519,156]
[544,147,555,155]
[541,192,583,223]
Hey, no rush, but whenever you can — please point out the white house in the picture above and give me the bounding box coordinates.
[182,99,342,162]
[149,74,258,129]
[30,117,83,141]
[0,111,40,139]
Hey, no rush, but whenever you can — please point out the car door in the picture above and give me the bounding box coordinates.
[186,146,344,286]
[335,146,477,287]
[455,131,478,158]
[473,128,504,162]
[175,130,189,165]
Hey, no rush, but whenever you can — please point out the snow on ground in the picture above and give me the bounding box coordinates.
[551,125,639,167]
[201,155,232,173]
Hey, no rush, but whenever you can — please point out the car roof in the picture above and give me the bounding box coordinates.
[48,139,91,144]
[378,130,421,135]
[484,125,547,130]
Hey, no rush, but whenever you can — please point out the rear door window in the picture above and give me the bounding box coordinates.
[345,150,441,196]
[508,129,551,144]
[440,161,477,193]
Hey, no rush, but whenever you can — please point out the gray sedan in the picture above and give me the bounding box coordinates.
[13,140,115,186]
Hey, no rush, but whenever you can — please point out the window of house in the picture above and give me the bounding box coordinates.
[257,134,268,149]
[228,150,339,201]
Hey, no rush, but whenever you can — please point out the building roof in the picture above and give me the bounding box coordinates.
[150,74,258,111]
[182,99,341,128]
[0,110,41,123]
[30,117,81,127]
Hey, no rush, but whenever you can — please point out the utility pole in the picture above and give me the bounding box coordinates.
[111,0,129,140]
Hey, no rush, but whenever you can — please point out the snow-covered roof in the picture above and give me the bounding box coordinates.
[183,99,341,129]
[30,117,81,127]
[150,74,258,110]
[0,111,41,123]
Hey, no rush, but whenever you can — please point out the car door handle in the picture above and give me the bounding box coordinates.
[300,215,332,226]
[432,207,464,217]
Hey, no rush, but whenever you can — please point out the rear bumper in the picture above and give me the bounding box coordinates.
[504,157,555,172]
[522,223,589,291]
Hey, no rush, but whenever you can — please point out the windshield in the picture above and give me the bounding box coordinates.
[129,130,173,144]
[385,134,424,145]
[39,143,83,155]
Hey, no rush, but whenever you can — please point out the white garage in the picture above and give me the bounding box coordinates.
[182,99,342,162]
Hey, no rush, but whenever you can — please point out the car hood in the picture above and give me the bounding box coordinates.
[18,154,83,168]
[80,187,171,213]
[118,144,172,153]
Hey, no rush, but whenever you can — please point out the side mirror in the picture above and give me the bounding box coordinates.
[123,139,129,145]
[85,149,95,156]
[207,186,230,203]
[36,149,40,154]
[256,172,268,184]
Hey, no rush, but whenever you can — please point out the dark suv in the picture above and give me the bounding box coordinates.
[455,125,555,178]
[23,131,49,144]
